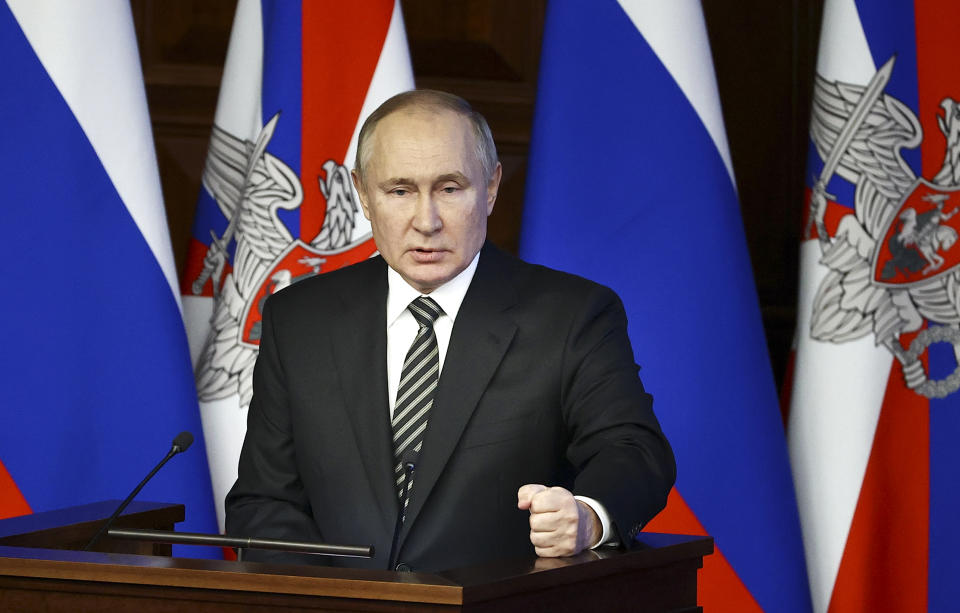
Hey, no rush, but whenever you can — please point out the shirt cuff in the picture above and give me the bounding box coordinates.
[573,495,613,548]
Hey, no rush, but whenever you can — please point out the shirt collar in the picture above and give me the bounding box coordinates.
[386,250,480,327]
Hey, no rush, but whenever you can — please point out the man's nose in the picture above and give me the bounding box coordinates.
[412,195,442,234]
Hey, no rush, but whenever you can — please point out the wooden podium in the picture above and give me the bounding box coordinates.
[0,502,712,612]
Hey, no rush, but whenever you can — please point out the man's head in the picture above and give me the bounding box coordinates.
[351,90,502,294]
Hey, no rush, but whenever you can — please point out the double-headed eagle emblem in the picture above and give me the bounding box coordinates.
[807,57,960,398]
[190,114,376,408]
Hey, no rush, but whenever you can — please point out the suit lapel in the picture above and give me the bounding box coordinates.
[400,244,518,540]
[330,258,397,528]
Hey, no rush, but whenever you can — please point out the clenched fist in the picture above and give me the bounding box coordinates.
[517,484,601,557]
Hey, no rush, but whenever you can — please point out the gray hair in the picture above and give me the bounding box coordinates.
[353,89,499,183]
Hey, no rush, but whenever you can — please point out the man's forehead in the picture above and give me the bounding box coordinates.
[367,108,477,172]
[372,107,472,146]
[385,103,463,123]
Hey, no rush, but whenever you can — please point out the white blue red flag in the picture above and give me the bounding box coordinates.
[789,0,960,610]
[180,0,414,528]
[521,2,811,610]
[0,0,218,544]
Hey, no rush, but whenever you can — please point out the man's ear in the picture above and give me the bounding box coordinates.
[351,169,372,220]
[486,162,503,216]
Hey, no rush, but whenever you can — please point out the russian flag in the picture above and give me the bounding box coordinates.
[0,0,218,547]
[521,1,811,610]
[180,0,413,528]
[789,1,960,610]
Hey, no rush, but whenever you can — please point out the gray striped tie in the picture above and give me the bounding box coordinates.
[392,296,443,508]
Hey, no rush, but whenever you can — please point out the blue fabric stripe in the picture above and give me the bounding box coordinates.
[855,0,921,175]
[929,366,960,609]
[260,0,302,238]
[191,188,230,248]
[520,2,810,610]
[0,3,217,554]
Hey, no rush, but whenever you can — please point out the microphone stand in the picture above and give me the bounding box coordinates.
[106,528,374,560]
[82,433,192,551]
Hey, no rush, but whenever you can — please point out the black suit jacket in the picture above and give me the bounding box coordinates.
[225,243,674,571]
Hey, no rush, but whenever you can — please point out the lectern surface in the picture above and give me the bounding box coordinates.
[0,503,711,612]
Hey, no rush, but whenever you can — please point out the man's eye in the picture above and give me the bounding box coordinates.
[441,186,458,194]
[391,188,408,196]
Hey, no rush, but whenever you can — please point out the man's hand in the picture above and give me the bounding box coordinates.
[517,484,601,557]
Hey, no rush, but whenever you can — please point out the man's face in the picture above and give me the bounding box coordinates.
[352,107,501,293]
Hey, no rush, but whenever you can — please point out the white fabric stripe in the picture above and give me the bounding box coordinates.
[7,0,183,308]
[815,0,876,83]
[394,421,428,458]
[392,402,433,444]
[391,395,418,430]
[408,304,429,321]
[398,343,438,390]
[180,0,265,533]
[790,229,889,608]
[394,414,430,457]
[394,361,439,410]
[394,378,437,425]
[788,4,880,611]
[182,295,214,366]
[392,368,437,423]
[401,334,432,371]
[197,395,247,531]
[409,301,441,323]
[211,0,264,141]
[616,0,735,186]
[397,356,438,405]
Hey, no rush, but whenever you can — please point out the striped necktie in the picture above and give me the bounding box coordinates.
[392,296,443,508]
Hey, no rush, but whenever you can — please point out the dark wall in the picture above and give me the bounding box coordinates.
[131,0,824,389]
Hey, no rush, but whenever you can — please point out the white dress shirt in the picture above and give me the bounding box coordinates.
[384,251,612,547]
[386,254,479,415]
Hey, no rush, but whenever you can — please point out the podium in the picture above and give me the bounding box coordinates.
[0,502,713,612]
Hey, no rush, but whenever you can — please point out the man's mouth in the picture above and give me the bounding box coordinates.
[410,248,446,262]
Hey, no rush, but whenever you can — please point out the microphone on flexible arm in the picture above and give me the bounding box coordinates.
[82,431,194,552]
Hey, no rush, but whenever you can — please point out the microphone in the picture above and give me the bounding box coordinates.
[82,431,194,551]
[171,431,194,454]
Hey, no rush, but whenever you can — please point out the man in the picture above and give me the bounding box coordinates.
[225,90,675,572]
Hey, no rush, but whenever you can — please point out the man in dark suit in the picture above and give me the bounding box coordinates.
[225,90,675,572]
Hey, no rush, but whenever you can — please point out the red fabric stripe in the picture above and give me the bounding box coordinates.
[300,0,395,240]
[827,331,929,612]
[800,188,852,241]
[179,238,233,297]
[0,459,31,520]
[645,488,762,612]
[915,2,960,179]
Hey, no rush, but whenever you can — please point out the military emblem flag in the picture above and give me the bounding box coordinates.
[0,0,218,547]
[789,0,960,610]
[180,0,414,528]
[520,1,811,611]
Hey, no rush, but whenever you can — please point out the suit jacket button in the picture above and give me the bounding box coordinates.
[394,562,411,572]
